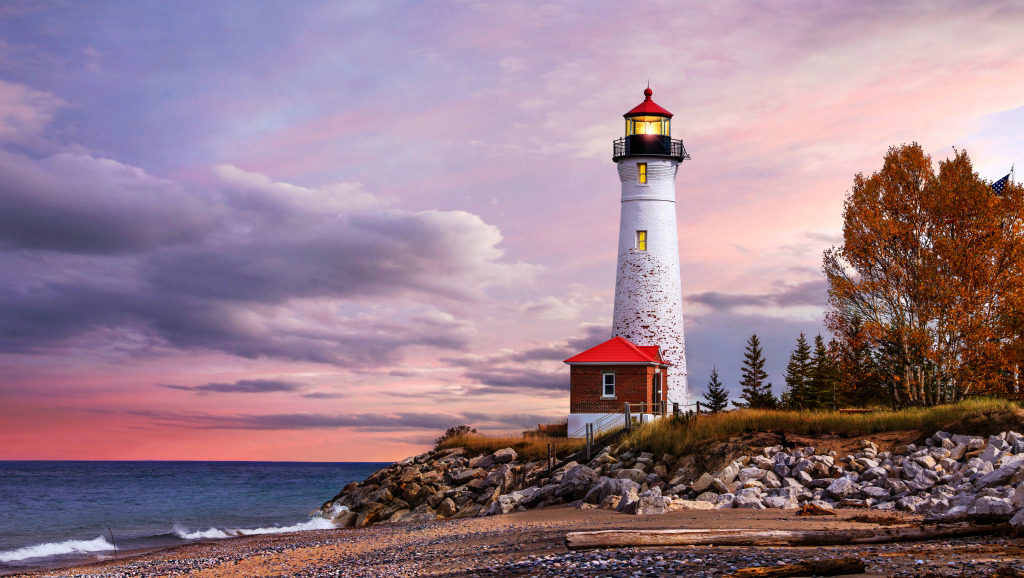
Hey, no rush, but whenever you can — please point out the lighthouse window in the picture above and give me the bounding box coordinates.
[602,373,615,398]
[637,163,647,184]
[636,230,647,251]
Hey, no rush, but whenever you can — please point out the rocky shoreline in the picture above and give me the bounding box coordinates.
[321,429,1024,527]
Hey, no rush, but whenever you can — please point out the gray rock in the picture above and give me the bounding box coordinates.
[733,492,766,509]
[980,443,1005,464]
[714,461,742,484]
[625,488,670,515]
[772,463,791,478]
[510,486,545,508]
[859,466,888,482]
[949,443,968,461]
[556,464,599,500]
[828,477,861,498]
[584,477,639,505]
[614,468,649,484]
[436,497,458,517]
[763,493,799,509]
[449,467,485,485]
[969,496,1014,516]
[615,488,639,513]
[1011,508,1024,527]
[716,492,736,508]
[695,491,719,503]
[861,486,891,500]
[469,454,496,469]
[483,465,513,488]
[690,472,714,493]
[738,467,766,483]
[492,448,517,464]
[975,461,1024,489]
[482,494,517,516]
[710,478,731,494]
[355,502,386,527]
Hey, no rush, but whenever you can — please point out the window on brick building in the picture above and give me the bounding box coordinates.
[602,373,615,398]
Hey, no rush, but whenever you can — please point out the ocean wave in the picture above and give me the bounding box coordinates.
[172,516,336,541]
[0,536,114,563]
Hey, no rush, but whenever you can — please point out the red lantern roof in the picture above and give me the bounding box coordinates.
[564,336,672,365]
[624,87,673,118]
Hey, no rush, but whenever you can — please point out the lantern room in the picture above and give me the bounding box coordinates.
[612,87,689,162]
[624,87,672,136]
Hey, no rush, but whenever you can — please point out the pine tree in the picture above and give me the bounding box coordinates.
[702,366,730,412]
[782,333,812,409]
[806,334,838,410]
[733,333,777,409]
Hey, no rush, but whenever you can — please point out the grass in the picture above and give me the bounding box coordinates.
[620,398,1021,457]
[436,433,585,461]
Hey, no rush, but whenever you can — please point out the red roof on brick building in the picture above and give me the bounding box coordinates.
[564,336,672,365]
[624,87,673,118]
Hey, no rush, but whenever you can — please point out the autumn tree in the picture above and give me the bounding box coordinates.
[824,143,1024,406]
[733,333,777,409]
[702,366,730,412]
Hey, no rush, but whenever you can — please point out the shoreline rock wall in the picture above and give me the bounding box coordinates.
[320,429,1024,527]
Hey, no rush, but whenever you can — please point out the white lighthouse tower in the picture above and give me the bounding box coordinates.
[611,87,690,408]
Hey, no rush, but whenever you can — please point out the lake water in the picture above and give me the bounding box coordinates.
[0,461,388,573]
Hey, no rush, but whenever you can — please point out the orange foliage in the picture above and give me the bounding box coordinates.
[824,144,1024,406]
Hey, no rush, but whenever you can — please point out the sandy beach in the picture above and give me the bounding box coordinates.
[9,507,1024,577]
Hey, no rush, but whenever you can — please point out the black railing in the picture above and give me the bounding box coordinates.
[612,134,690,162]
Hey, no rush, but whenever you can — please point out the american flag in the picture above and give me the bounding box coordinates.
[993,174,1010,196]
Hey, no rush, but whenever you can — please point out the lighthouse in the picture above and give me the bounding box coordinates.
[610,87,689,408]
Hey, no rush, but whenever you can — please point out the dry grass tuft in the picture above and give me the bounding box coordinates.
[436,433,584,461]
[620,398,1020,457]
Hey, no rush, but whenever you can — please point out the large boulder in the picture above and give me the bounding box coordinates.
[969,496,1015,517]
[484,465,514,488]
[355,502,386,527]
[584,477,640,505]
[616,487,640,513]
[510,486,545,508]
[492,448,518,464]
[449,467,485,486]
[556,464,599,501]
[469,454,496,469]
[690,472,714,493]
[827,477,861,499]
[481,494,517,516]
[436,497,458,517]
[614,468,649,484]
[714,462,742,485]
[620,487,670,515]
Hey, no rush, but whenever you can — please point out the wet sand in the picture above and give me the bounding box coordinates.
[9,507,1024,577]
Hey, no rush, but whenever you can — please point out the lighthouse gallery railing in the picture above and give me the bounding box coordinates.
[612,135,690,162]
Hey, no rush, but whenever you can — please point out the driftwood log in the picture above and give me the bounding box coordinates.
[727,557,864,578]
[565,523,1010,550]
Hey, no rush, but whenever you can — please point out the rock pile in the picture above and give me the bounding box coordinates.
[320,429,1024,527]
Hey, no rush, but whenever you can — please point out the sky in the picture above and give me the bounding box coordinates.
[2,1,1024,461]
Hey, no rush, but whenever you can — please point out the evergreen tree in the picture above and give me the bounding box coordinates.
[834,316,892,408]
[702,366,730,412]
[806,334,838,409]
[733,333,777,409]
[782,333,812,409]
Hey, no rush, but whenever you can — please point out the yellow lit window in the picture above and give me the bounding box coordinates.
[636,230,647,251]
[637,162,647,184]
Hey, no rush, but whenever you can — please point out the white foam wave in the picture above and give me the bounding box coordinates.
[172,517,336,541]
[0,536,114,563]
